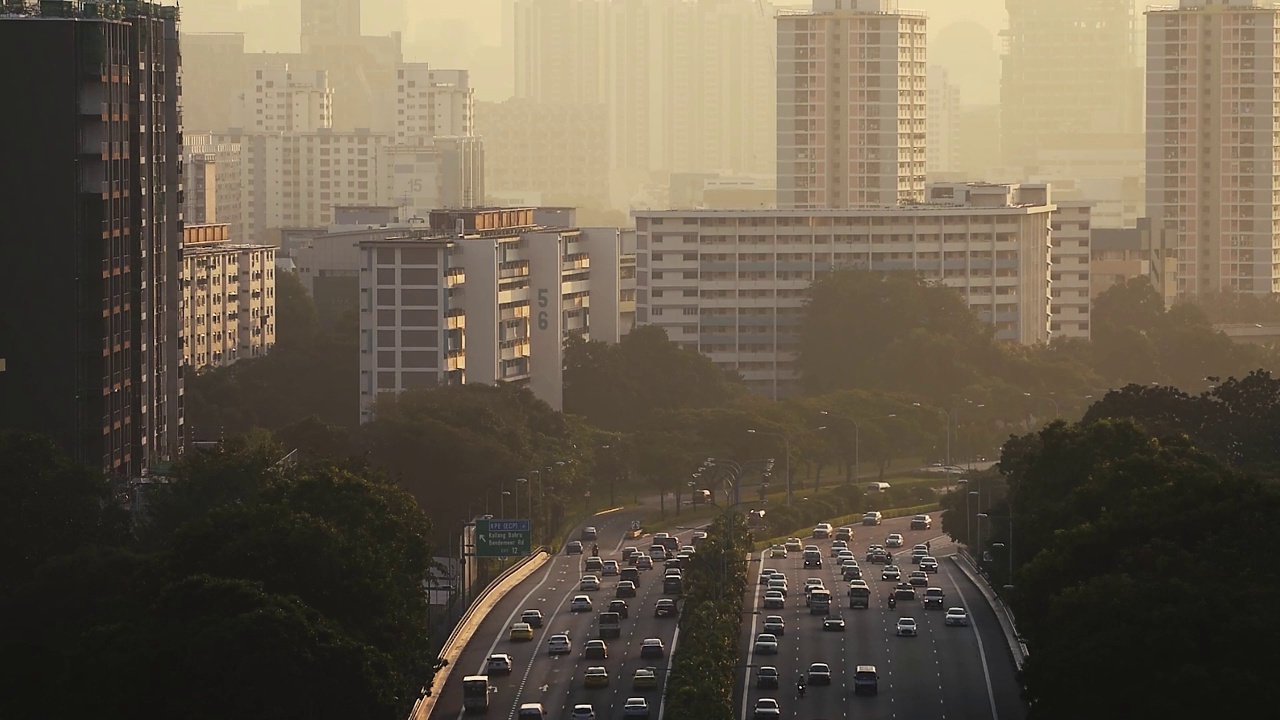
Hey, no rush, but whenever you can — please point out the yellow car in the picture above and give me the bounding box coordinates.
[632,667,658,690]
[584,666,610,688]
[509,622,535,642]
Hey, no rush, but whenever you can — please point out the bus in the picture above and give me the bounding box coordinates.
[809,589,831,615]
[848,583,871,609]
[462,675,490,713]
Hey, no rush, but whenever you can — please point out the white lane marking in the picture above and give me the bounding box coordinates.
[944,563,1000,720]
[740,548,767,720]
[655,625,680,720]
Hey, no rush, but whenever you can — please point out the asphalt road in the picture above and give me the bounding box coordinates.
[431,504,699,720]
[739,516,1027,720]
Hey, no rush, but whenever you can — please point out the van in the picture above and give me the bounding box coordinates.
[663,575,683,595]
[620,567,640,585]
[861,511,883,526]
[865,482,892,492]
[853,666,879,696]
[518,703,547,719]
[808,589,831,614]
[598,611,621,638]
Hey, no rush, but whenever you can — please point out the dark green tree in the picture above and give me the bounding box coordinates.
[274,269,318,350]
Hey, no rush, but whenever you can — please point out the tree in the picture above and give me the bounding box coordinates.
[275,269,318,349]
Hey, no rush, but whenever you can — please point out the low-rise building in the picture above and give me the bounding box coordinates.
[357,208,631,419]
[634,183,1056,397]
[182,224,277,371]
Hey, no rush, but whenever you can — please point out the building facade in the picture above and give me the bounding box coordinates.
[476,98,610,208]
[248,65,334,134]
[776,0,928,209]
[357,208,628,419]
[927,65,961,177]
[1050,201,1093,339]
[0,1,184,478]
[634,183,1055,397]
[394,65,475,144]
[183,132,244,241]
[182,224,278,371]
[1146,0,1280,295]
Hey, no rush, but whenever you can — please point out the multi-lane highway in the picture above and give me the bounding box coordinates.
[739,516,1026,720]
[431,505,694,720]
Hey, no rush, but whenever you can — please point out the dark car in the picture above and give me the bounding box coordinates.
[894,586,917,601]
[609,600,630,619]
[755,666,780,690]
[567,541,584,555]
[655,599,679,618]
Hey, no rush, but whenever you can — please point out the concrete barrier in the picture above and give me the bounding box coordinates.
[409,548,552,720]
[951,552,1027,670]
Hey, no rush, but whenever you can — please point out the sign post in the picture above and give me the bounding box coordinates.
[475,518,533,558]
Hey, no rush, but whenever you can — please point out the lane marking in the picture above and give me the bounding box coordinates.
[944,564,1001,720]
[741,548,767,720]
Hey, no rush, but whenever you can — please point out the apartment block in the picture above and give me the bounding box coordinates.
[248,65,333,134]
[1090,218,1181,305]
[381,137,485,218]
[357,208,629,419]
[0,1,184,478]
[395,64,475,144]
[777,0,928,209]
[184,132,244,241]
[476,98,610,208]
[927,66,961,177]
[182,224,277,371]
[1050,201,1093,339]
[634,183,1055,398]
[179,31,248,132]
[1146,0,1280,295]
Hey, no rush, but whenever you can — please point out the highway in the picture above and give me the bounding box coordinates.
[430,504,695,720]
[739,515,1027,720]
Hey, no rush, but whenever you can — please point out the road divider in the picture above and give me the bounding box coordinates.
[409,547,551,720]
[952,552,1027,671]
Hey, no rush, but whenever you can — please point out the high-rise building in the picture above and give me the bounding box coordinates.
[1001,0,1143,176]
[476,98,610,208]
[248,66,334,134]
[512,0,608,106]
[182,224,277,372]
[0,1,184,478]
[776,0,928,209]
[1146,0,1280,295]
[302,0,360,49]
[394,64,475,144]
[927,66,961,177]
[1050,201,1093,339]
[184,132,245,242]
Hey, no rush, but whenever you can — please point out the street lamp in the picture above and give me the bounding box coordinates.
[819,411,897,484]
[1023,392,1061,419]
[747,430,792,506]
[515,477,529,519]
[500,490,512,519]
[977,511,1014,583]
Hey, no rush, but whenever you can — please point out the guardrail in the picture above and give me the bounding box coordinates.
[953,549,1028,670]
[408,547,552,720]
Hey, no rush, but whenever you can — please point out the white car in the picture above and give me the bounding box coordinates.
[753,698,782,720]
[881,566,901,581]
[571,705,596,720]
[768,579,788,596]
[580,575,601,591]
[886,533,905,548]
[763,615,785,636]
[754,633,779,654]
[762,590,785,609]
[830,540,848,556]
[570,594,593,612]
[837,550,856,563]
[813,523,833,538]
[921,556,939,573]
[896,618,918,637]
[622,697,650,718]
[548,634,572,654]
[804,578,825,591]
[486,653,513,674]
[945,607,970,626]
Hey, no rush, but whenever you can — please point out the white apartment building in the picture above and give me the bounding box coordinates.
[182,224,277,371]
[248,66,334,134]
[927,66,960,177]
[634,183,1055,398]
[1050,201,1093,339]
[776,0,928,209]
[395,64,475,144]
[1146,0,1280,295]
[357,208,629,419]
[183,132,244,243]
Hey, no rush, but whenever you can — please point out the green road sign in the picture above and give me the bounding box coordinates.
[476,518,532,558]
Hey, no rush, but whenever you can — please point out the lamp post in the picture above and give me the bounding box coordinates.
[747,430,792,506]
[952,402,985,471]
[956,478,973,547]
[500,490,511,519]
[515,477,529,519]
[819,411,897,483]
[977,510,1014,583]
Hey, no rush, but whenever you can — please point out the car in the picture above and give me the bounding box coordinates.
[921,556,939,573]
[664,567,682,579]
[804,544,820,553]
[835,526,854,542]
[808,662,832,685]
[622,697,650,719]
[762,590,784,609]
[896,617,918,636]
[632,667,658,690]
[886,533,904,548]
[509,622,535,641]
[570,595,593,612]
[830,540,848,557]
[581,526,598,541]
[622,547,639,563]
[923,587,945,608]
[520,609,544,628]
[583,639,608,659]
[487,653,513,674]
[853,665,879,696]
[616,580,637,598]
[762,615,785,636]
[648,545,667,561]
[580,575,601,591]
[911,545,929,564]
[767,578,788,596]
[842,561,863,580]
[823,615,846,631]
[909,570,929,586]
[865,544,884,561]
[945,607,970,626]
[635,555,653,570]
[609,600,630,618]
[910,514,933,531]
[759,571,778,585]
[570,704,596,720]
[755,665,780,690]
[752,698,782,720]
[881,566,901,581]
[602,560,620,576]
[804,577,825,591]
[803,552,822,569]
[894,585,917,601]
[585,556,604,571]
[769,544,787,559]
[753,633,779,654]
[655,599,679,617]
[813,522,833,539]
[784,537,803,552]
[583,666,610,688]
[547,634,572,654]
[567,540,584,555]
[680,545,696,555]
[837,550,856,564]
[640,638,665,659]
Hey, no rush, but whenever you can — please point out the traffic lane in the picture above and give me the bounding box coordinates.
[433,508,642,720]
[943,560,1028,720]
